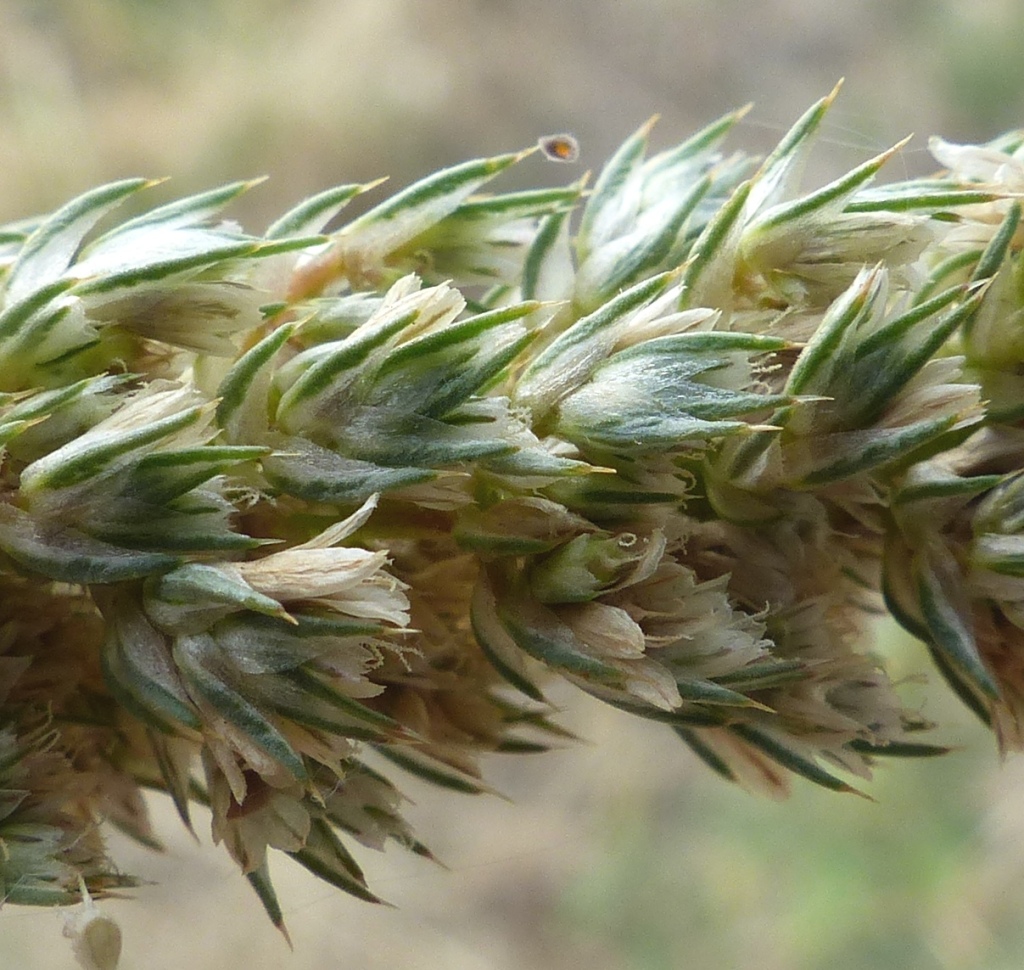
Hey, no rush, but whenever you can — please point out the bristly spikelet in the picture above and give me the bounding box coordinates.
[7,88,1024,946]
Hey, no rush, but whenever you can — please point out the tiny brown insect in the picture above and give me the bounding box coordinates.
[538,133,580,163]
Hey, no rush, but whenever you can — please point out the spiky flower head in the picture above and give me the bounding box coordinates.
[9,88,1024,957]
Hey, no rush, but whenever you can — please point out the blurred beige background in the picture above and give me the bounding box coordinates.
[3,0,1024,223]
[3,1,1024,968]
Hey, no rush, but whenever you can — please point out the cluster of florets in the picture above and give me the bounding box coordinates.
[4,85,1024,943]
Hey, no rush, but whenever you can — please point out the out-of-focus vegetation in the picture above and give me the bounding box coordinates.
[4,0,1024,224]
[558,628,1023,970]
[3,1,1024,967]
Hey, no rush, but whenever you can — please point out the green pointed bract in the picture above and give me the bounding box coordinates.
[4,178,155,305]
[575,109,752,313]
[340,151,530,248]
[916,542,999,699]
[471,572,547,701]
[763,266,985,487]
[0,502,179,583]
[514,271,678,426]
[245,862,290,942]
[251,278,556,501]
[286,150,536,296]
[98,588,202,732]
[0,374,127,460]
[7,385,265,559]
[740,137,935,306]
[12,92,1024,935]
[520,183,582,305]
[746,139,907,241]
[747,82,843,217]
[261,433,436,503]
[373,744,499,796]
[494,573,628,684]
[679,180,753,310]
[146,563,290,625]
[390,185,582,289]
[555,331,790,458]
[173,632,309,782]
[266,181,383,240]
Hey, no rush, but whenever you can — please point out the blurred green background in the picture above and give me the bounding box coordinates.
[3,1,1024,967]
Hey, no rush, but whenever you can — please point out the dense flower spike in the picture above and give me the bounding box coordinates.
[6,90,1024,946]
